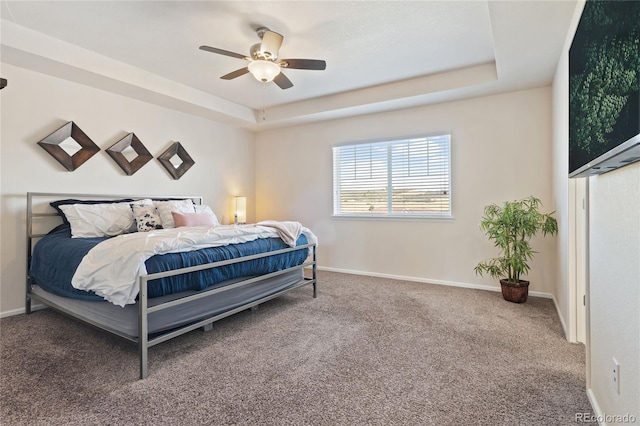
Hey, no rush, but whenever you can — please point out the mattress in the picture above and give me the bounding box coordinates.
[29,224,309,301]
[30,268,305,338]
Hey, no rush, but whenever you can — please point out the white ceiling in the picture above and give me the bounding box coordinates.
[0,0,578,130]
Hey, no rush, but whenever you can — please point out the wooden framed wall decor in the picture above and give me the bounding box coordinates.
[37,121,100,171]
[157,142,195,180]
[106,133,153,176]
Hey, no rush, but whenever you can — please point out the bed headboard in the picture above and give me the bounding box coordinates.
[27,192,203,240]
[26,192,203,292]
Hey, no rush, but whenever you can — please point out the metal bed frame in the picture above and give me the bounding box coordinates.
[25,192,317,379]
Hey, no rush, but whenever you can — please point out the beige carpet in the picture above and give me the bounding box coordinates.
[1,271,592,425]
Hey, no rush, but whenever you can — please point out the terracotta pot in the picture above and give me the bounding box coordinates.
[500,279,530,303]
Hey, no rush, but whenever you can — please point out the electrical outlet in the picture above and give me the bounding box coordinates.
[612,357,620,394]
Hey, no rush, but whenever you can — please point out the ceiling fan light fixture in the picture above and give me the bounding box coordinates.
[248,60,281,82]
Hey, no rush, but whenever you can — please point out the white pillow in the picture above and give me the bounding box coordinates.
[130,198,153,208]
[59,201,146,238]
[194,205,220,226]
[153,199,195,229]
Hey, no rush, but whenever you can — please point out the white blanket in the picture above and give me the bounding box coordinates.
[71,223,317,307]
[256,220,302,247]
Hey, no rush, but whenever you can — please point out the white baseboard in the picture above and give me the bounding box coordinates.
[0,303,46,318]
[1,269,557,317]
[551,294,570,341]
[316,266,554,299]
[586,388,606,426]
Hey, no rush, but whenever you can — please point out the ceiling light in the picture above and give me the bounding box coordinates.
[248,60,280,83]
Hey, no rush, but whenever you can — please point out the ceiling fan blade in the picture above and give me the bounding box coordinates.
[280,59,326,71]
[220,67,250,80]
[199,45,247,60]
[260,30,284,59]
[273,72,293,90]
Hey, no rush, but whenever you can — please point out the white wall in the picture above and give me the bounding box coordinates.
[255,87,557,294]
[551,0,585,343]
[551,0,640,418]
[588,164,640,420]
[552,43,572,337]
[0,63,255,314]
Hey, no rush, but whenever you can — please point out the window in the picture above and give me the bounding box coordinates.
[333,135,451,217]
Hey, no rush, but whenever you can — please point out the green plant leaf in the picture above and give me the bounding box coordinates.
[475,196,558,282]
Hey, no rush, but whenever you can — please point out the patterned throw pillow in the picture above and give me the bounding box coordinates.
[131,204,163,232]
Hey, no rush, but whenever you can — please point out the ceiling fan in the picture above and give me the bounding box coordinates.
[199,27,326,90]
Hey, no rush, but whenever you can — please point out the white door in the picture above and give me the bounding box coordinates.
[574,178,587,343]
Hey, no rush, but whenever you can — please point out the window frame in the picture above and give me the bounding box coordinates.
[332,134,453,220]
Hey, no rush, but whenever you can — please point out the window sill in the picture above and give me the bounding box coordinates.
[332,214,454,221]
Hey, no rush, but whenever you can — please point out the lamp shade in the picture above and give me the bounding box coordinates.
[248,60,280,82]
[235,196,247,224]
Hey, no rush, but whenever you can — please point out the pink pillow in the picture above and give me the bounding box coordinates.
[171,211,217,228]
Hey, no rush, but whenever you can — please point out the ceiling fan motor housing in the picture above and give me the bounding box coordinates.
[250,43,276,61]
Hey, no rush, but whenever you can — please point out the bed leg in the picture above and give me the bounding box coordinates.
[250,305,259,312]
[312,245,318,298]
[26,275,32,314]
[139,341,148,380]
[201,323,214,332]
[139,277,149,380]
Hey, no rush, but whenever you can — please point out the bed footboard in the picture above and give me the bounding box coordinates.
[137,243,317,379]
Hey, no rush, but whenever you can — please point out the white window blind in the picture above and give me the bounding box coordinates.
[333,135,451,217]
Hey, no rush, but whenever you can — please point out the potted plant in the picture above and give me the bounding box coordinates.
[474,196,558,303]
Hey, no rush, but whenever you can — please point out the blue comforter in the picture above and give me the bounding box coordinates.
[29,225,309,301]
